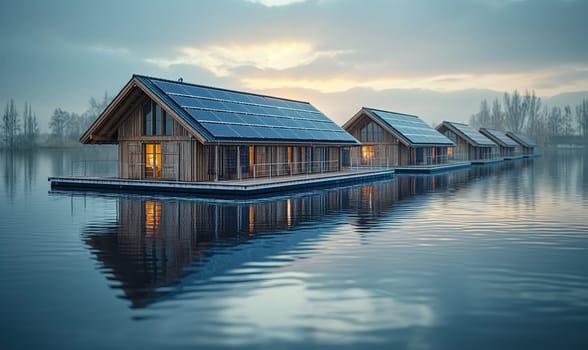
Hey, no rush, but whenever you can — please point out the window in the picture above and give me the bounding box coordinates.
[144,102,152,135]
[359,121,382,142]
[154,104,162,135]
[145,143,161,178]
[361,145,374,159]
[165,113,173,135]
[144,101,173,136]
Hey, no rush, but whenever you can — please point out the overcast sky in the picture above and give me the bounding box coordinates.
[0,0,586,129]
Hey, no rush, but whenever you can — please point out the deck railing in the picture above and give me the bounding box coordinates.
[251,160,339,179]
[349,157,394,169]
[71,160,118,177]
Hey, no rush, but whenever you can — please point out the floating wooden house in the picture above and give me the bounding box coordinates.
[343,108,455,167]
[479,128,520,159]
[80,75,360,182]
[436,121,499,162]
[506,131,536,157]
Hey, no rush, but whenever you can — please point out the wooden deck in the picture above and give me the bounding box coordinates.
[49,168,395,198]
[394,161,471,174]
[471,158,504,165]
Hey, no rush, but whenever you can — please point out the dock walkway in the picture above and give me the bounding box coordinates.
[49,168,395,197]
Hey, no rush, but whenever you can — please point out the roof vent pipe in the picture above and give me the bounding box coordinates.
[178,77,183,83]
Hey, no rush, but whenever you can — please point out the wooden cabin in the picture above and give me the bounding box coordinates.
[436,121,498,161]
[80,75,360,182]
[506,131,536,156]
[479,128,520,158]
[343,108,455,167]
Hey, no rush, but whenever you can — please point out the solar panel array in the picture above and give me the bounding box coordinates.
[480,128,518,147]
[445,121,497,147]
[366,108,454,146]
[147,77,358,143]
[507,131,536,147]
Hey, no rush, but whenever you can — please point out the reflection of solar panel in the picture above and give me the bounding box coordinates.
[365,108,454,146]
[139,76,358,144]
[444,121,497,147]
[506,131,536,147]
[480,128,518,147]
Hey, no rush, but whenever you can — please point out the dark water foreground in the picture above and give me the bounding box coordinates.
[1,148,588,350]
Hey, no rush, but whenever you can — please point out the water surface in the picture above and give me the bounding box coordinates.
[1,148,587,349]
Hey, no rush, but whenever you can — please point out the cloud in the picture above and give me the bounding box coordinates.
[243,65,588,97]
[243,0,308,6]
[146,42,351,77]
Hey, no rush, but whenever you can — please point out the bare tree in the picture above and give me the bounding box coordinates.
[22,102,39,147]
[490,98,504,130]
[49,108,70,143]
[1,99,20,148]
[82,91,111,130]
[562,106,573,136]
[469,99,491,129]
[577,99,588,138]
[547,106,563,137]
[525,91,541,138]
[504,90,529,132]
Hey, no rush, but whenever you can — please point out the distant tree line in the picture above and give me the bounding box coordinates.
[469,90,588,145]
[0,93,111,149]
[1,100,39,148]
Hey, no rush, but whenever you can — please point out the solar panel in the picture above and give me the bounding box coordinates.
[146,77,358,144]
[480,128,519,147]
[444,121,497,147]
[366,108,454,146]
[506,131,536,147]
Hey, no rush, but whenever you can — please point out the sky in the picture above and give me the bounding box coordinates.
[0,0,587,130]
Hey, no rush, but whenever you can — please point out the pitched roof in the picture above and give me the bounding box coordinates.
[357,108,455,147]
[479,128,519,148]
[83,75,359,145]
[439,121,497,147]
[506,131,537,148]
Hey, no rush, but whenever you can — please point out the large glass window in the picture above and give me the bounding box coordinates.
[154,104,162,135]
[359,121,382,142]
[144,101,173,136]
[165,113,173,135]
[144,102,152,135]
[145,143,161,178]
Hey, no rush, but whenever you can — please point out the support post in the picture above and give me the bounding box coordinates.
[237,146,241,181]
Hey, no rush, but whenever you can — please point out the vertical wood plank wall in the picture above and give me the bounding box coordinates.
[115,95,343,182]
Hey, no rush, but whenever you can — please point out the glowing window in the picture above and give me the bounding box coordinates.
[145,143,161,178]
[362,145,374,159]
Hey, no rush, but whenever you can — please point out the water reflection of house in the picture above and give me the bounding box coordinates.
[436,121,499,162]
[82,169,498,309]
[506,131,537,157]
[343,108,455,167]
[479,128,521,159]
[80,75,359,182]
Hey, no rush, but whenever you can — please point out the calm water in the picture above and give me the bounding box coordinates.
[1,148,588,350]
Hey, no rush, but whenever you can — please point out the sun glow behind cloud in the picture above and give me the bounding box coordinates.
[147,42,350,77]
[241,67,588,95]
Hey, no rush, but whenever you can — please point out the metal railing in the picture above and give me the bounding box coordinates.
[251,160,339,179]
[411,155,451,167]
[71,160,118,177]
[450,152,502,161]
[349,157,394,169]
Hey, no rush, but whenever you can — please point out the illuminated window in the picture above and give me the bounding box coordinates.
[362,145,374,159]
[447,147,453,158]
[145,143,161,178]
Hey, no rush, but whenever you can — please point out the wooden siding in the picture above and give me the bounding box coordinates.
[116,95,212,182]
